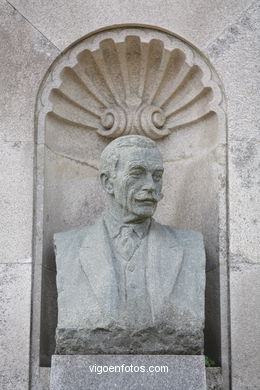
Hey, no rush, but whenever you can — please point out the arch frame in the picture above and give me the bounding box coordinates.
[31,24,230,389]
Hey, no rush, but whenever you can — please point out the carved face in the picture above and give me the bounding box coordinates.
[110,147,164,221]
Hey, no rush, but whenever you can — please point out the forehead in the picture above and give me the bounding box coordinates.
[118,147,163,170]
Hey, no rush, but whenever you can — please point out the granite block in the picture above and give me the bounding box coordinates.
[0,263,31,390]
[50,355,206,390]
[206,368,222,390]
[0,0,58,142]
[229,140,259,263]
[206,1,260,142]
[8,0,252,51]
[0,141,33,263]
[230,264,260,389]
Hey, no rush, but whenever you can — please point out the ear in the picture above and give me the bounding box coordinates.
[100,173,114,195]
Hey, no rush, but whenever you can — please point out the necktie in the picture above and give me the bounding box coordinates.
[114,225,140,261]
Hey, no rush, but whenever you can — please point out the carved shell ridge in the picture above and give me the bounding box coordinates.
[49,36,214,140]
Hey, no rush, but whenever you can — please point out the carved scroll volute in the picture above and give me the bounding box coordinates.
[48,33,216,140]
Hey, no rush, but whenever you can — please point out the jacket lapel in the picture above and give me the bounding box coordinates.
[147,220,184,321]
[79,219,119,319]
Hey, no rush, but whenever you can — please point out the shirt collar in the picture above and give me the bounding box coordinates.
[103,211,151,239]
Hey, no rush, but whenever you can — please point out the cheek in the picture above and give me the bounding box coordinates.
[124,177,140,192]
[114,177,133,201]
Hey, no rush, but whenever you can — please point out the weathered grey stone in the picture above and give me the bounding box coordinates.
[38,25,223,146]
[55,136,206,355]
[0,1,258,389]
[228,138,259,389]
[230,264,260,389]
[50,355,206,390]
[206,4,260,387]
[229,140,259,263]
[35,25,223,367]
[206,368,222,390]
[0,2,57,388]
[0,263,31,390]
[206,0,260,142]
[43,32,218,141]
[0,0,58,142]
[8,0,252,51]
[0,141,33,264]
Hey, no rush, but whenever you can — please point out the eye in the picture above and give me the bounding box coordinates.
[153,171,163,181]
[129,168,145,178]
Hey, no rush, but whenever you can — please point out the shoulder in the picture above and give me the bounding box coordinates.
[152,219,203,243]
[54,226,86,253]
[172,226,204,248]
[54,219,103,256]
[152,220,205,253]
[152,220,205,270]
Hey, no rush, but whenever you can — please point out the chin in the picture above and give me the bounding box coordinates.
[133,205,156,218]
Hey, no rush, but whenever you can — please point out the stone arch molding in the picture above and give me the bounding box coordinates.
[33,25,227,376]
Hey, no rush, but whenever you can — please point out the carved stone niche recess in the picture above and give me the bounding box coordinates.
[33,25,227,381]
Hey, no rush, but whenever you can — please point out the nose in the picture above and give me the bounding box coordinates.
[142,173,156,192]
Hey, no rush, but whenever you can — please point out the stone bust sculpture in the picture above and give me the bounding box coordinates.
[54,135,205,355]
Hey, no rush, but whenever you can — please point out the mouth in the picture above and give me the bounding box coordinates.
[135,198,157,206]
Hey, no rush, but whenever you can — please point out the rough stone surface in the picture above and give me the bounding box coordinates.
[0,263,31,390]
[42,29,219,141]
[0,2,57,388]
[229,140,259,263]
[0,141,34,264]
[206,0,259,142]
[206,368,222,390]
[0,0,258,389]
[0,0,59,142]
[38,25,222,367]
[8,0,252,51]
[229,264,260,389]
[206,3,260,388]
[50,355,206,390]
[55,136,206,355]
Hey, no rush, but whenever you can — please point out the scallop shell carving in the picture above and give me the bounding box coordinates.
[49,36,214,140]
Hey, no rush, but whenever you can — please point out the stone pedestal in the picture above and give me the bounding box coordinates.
[50,355,206,390]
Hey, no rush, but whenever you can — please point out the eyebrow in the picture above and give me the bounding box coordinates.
[128,164,146,170]
[127,162,164,171]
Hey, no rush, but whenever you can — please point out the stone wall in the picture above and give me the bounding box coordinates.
[0,1,259,389]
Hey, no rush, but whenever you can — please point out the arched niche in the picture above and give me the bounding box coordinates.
[32,24,228,383]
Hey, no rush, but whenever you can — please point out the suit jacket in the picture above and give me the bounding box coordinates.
[54,217,205,332]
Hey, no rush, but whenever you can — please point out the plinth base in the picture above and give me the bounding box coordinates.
[50,355,206,389]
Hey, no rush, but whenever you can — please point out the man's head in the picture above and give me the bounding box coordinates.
[100,135,164,223]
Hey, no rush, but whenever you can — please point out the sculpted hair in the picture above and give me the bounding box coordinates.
[100,135,158,178]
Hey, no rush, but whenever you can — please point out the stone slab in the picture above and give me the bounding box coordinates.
[0,141,33,263]
[0,0,58,142]
[206,0,260,142]
[50,355,206,390]
[206,368,222,390]
[229,140,259,263]
[0,263,31,390]
[8,0,252,51]
[230,264,260,389]
[206,3,260,388]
